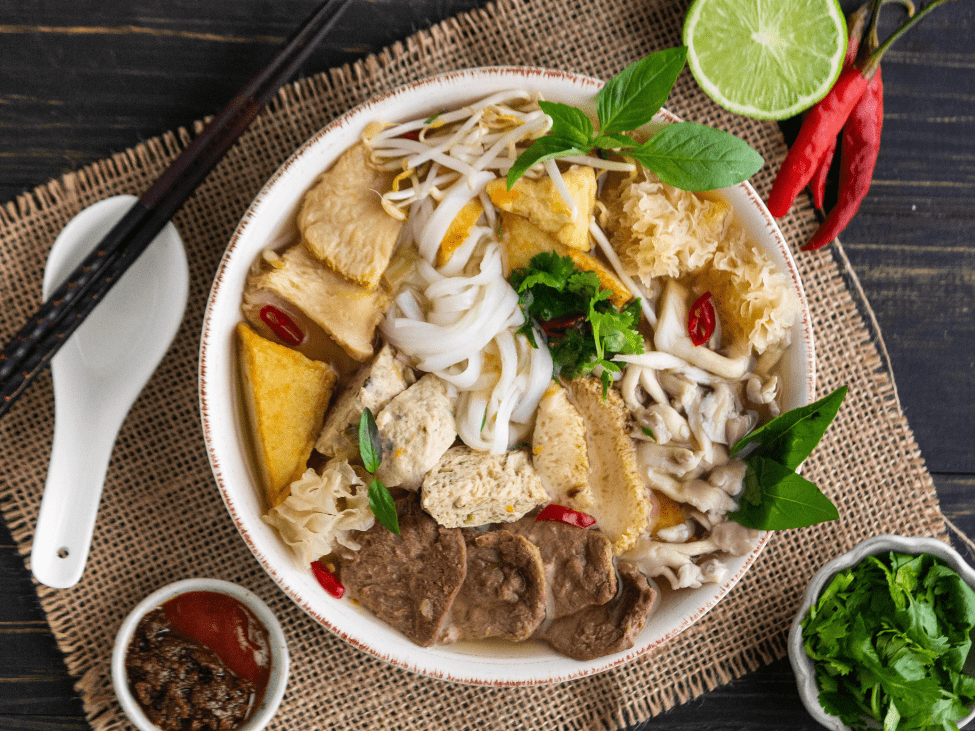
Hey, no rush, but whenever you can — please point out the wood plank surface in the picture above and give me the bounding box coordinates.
[0,0,972,729]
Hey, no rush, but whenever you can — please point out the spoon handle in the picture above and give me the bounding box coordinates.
[31,383,122,589]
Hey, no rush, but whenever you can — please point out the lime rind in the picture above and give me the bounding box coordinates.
[683,0,847,120]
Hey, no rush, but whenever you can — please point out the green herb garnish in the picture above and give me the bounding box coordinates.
[358,409,399,534]
[510,252,643,392]
[802,551,975,731]
[641,426,656,440]
[507,47,764,191]
[728,386,847,531]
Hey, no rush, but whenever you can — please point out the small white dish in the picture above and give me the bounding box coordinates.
[788,534,975,731]
[199,66,816,685]
[111,578,289,731]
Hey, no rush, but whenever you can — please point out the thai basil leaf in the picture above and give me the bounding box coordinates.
[731,386,848,470]
[358,408,382,474]
[729,456,839,530]
[506,135,587,189]
[592,132,637,150]
[626,122,765,191]
[538,100,595,147]
[596,46,687,134]
[367,478,400,535]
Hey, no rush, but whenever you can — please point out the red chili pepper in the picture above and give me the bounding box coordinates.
[803,68,883,251]
[311,561,345,599]
[768,0,942,221]
[400,130,421,141]
[687,291,716,347]
[809,1,871,210]
[535,504,596,528]
[767,68,872,219]
[260,304,305,348]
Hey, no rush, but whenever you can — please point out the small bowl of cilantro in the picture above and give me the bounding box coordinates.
[789,535,975,731]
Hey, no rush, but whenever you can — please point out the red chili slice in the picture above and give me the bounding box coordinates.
[535,504,596,529]
[540,313,585,337]
[260,304,305,348]
[687,291,716,347]
[311,561,345,599]
[400,130,421,141]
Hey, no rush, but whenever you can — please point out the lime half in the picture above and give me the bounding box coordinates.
[683,0,847,120]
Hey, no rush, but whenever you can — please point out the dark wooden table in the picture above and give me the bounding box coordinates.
[1,1,972,729]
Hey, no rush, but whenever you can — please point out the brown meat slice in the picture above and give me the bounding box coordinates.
[507,516,616,619]
[338,499,465,647]
[538,562,656,661]
[440,530,546,644]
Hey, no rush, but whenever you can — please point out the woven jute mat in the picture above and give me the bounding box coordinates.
[0,0,948,728]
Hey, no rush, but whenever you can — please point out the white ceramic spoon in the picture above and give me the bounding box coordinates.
[30,195,188,589]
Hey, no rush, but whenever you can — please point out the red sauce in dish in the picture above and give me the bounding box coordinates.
[162,591,271,691]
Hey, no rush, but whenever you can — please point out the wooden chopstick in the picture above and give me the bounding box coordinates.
[0,0,350,419]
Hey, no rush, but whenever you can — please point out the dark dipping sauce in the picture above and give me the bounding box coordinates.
[125,591,272,731]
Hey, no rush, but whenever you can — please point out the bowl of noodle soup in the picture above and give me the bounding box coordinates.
[200,66,814,685]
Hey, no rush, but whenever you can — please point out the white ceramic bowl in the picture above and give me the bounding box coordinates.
[199,67,815,685]
[112,578,289,731]
[788,535,975,730]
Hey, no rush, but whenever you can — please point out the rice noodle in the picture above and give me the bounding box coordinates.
[380,240,550,453]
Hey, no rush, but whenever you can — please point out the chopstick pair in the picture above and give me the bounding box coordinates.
[0,0,350,419]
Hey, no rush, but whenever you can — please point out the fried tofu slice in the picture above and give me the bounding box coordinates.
[569,377,651,555]
[244,244,390,362]
[531,383,594,513]
[486,165,596,251]
[501,214,632,309]
[236,323,337,508]
[436,198,485,268]
[297,142,403,290]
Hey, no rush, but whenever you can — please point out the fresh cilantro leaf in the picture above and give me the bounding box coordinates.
[511,250,577,292]
[367,478,399,535]
[731,386,848,470]
[728,456,838,530]
[512,253,644,386]
[538,100,595,147]
[596,46,687,134]
[506,135,587,189]
[802,551,975,731]
[626,122,765,191]
[641,426,656,440]
[358,408,382,474]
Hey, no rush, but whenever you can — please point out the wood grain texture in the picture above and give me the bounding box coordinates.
[0,0,972,729]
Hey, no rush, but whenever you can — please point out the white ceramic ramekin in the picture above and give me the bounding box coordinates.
[111,578,289,731]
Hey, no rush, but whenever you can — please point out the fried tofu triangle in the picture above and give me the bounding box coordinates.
[236,323,337,509]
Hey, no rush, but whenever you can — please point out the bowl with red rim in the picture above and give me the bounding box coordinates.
[111,578,289,731]
[199,66,815,685]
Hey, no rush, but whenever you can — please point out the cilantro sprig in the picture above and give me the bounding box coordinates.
[358,408,399,535]
[507,46,764,192]
[802,551,975,730]
[728,386,847,531]
[510,252,643,395]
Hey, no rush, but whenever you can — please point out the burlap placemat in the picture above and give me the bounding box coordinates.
[0,0,948,728]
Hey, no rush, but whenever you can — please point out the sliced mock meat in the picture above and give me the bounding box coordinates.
[538,562,656,661]
[440,530,546,643]
[338,498,465,647]
[507,515,617,619]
